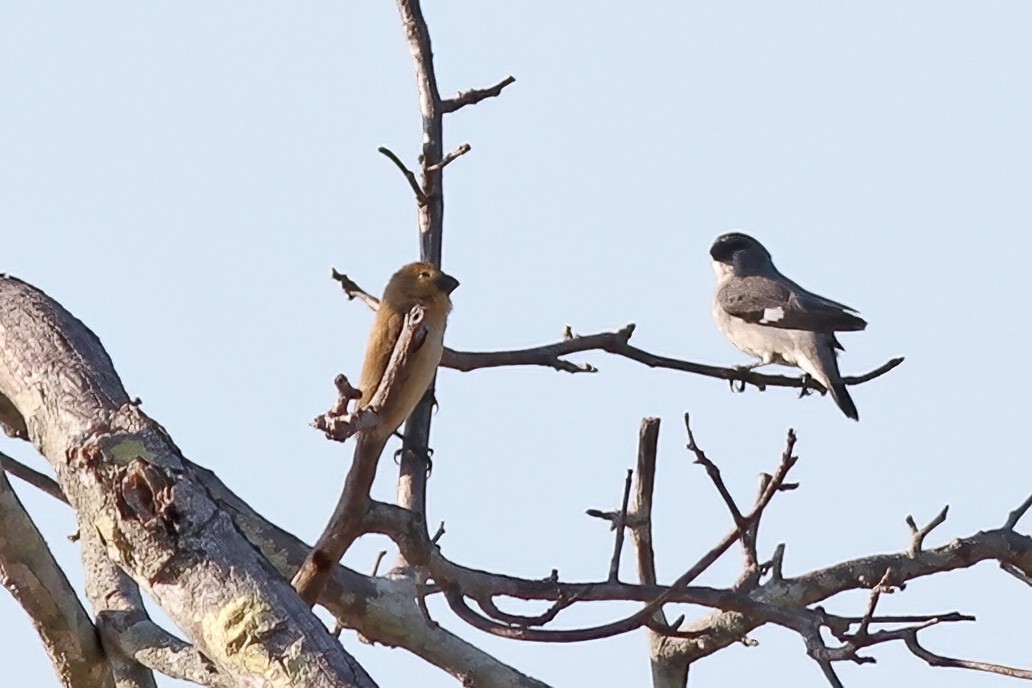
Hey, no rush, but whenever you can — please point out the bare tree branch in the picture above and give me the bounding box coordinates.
[0,469,115,688]
[906,505,949,556]
[14,413,1032,686]
[294,304,431,604]
[0,275,376,688]
[390,0,449,535]
[1004,493,1032,530]
[585,469,634,583]
[1,449,67,504]
[904,629,1032,679]
[81,528,225,688]
[327,274,904,389]
[441,75,516,113]
[330,270,382,312]
[426,143,472,172]
[628,418,692,688]
[377,146,426,205]
[183,461,551,688]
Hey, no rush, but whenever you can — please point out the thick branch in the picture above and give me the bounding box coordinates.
[81,528,225,688]
[182,461,550,688]
[392,0,448,542]
[628,418,691,688]
[18,432,1032,687]
[0,275,375,688]
[0,469,115,688]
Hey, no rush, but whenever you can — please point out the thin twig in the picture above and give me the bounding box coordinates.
[906,506,949,556]
[684,414,746,533]
[426,143,471,172]
[330,269,382,312]
[441,75,516,113]
[377,146,427,205]
[904,628,1032,679]
[607,469,634,583]
[853,569,895,640]
[1004,493,1032,530]
[476,594,577,628]
[0,451,67,504]
[371,551,388,577]
[1000,562,1032,587]
[327,280,905,389]
[816,659,845,688]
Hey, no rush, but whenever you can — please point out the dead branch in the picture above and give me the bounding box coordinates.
[907,505,949,556]
[904,629,1032,679]
[81,528,225,688]
[1004,493,1032,530]
[426,143,472,172]
[441,75,517,113]
[586,469,634,583]
[328,273,905,389]
[1,450,68,504]
[377,146,426,205]
[0,469,115,688]
[293,304,429,605]
[14,413,1032,685]
[0,275,377,688]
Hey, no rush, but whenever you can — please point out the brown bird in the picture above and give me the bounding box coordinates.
[357,261,459,443]
[293,261,458,605]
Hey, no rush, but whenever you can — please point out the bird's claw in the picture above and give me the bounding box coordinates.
[798,373,814,398]
[728,365,752,393]
[393,445,434,477]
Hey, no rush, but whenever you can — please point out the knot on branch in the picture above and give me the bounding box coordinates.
[115,458,180,533]
[311,374,377,443]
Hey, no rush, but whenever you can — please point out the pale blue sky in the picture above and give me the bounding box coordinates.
[2,3,1030,687]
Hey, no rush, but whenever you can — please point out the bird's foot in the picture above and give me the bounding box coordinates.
[729,363,763,393]
[798,373,814,398]
[393,443,434,477]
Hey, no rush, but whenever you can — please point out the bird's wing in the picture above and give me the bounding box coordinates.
[717,276,867,332]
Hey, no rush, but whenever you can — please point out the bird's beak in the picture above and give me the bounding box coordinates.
[436,272,460,295]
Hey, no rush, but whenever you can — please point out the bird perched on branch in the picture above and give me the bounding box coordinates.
[357,260,459,445]
[292,261,458,606]
[709,233,866,420]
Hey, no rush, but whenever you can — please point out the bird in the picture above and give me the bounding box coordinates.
[709,232,866,420]
[356,260,460,443]
[292,261,458,605]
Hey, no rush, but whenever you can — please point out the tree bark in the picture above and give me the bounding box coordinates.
[0,276,376,688]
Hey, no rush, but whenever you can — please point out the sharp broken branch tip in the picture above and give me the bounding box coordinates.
[431,521,446,544]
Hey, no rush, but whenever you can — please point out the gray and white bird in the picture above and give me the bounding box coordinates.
[709,232,867,420]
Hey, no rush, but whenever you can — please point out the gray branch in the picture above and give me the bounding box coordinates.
[81,527,227,688]
[0,468,115,688]
[0,275,376,688]
[329,273,904,391]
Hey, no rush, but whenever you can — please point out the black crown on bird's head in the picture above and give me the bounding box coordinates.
[709,232,771,264]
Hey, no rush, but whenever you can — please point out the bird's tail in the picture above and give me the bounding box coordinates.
[804,334,859,421]
[828,381,859,421]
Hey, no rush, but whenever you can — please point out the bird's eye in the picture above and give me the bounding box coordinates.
[419,271,430,280]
